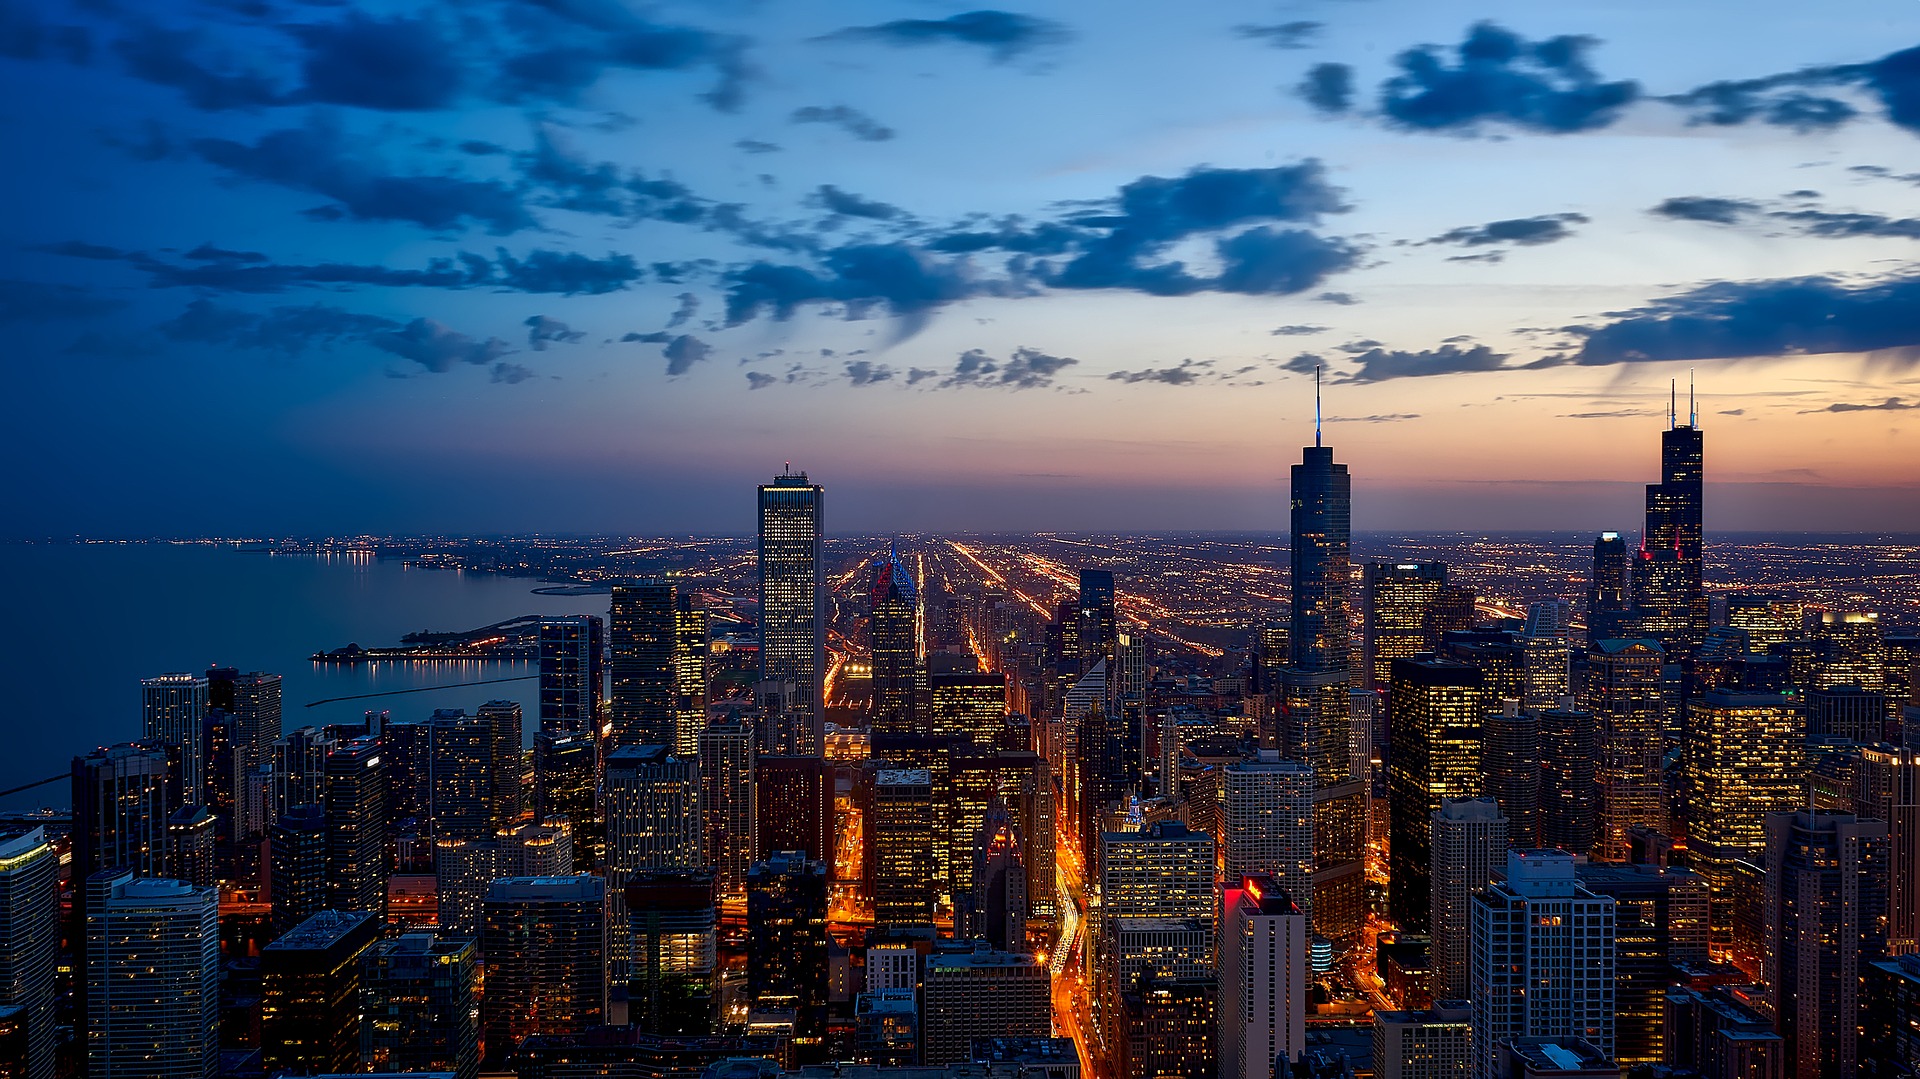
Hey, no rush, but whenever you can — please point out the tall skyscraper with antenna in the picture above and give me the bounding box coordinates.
[1290,366,1352,675]
[759,468,826,755]
[1634,377,1706,657]
[870,544,920,736]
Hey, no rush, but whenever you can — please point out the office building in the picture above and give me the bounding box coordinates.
[1574,863,1709,1065]
[84,872,219,1079]
[1363,563,1449,691]
[1866,953,1920,1077]
[431,836,499,940]
[1289,401,1352,676]
[324,735,387,914]
[1469,851,1616,1079]
[759,470,827,755]
[674,595,711,757]
[1430,798,1508,1001]
[872,769,937,926]
[605,745,702,874]
[1480,701,1539,847]
[1727,594,1801,655]
[270,726,337,824]
[1807,684,1887,743]
[1221,752,1314,918]
[533,730,599,869]
[1521,603,1573,709]
[260,909,381,1076]
[361,933,480,1079]
[612,582,678,747]
[1388,657,1485,931]
[972,798,1028,951]
[1274,666,1369,942]
[854,987,918,1066]
[1812,610,1886,691]
[1079,568,1118,670]
[1585,639,1667,861]
[207,669,283,844]
[425,708,495,839]
[476,699,524,831]
[1118,974,1214,1079]
[1535,702,1598,856]
[500,819,574,876]
[0,830,56,1079]
[143,673,210,807]
[1101,821,1217,929]
[269,804,329,934]
[746,852,829,1037]
[1219,876,1309,1079]
[166,805,215,888]
[929,673,1008,748]
[480,876,608,1065]
[1632,403,1706,658]
[538,615,603,732]
[699,720,757,898]
[1661,984,1782,1079]
[1373,1003,1472,1079]
[627,871,718,1037]
[871,548,921,735]
[1857,740,1920,955]
[1762,812,1889,1079]
[1586,533,1632,645]
[921,947,1050,1066]
[758,756,833,866]
[1685,689,1806,962]
[73,741,174,884]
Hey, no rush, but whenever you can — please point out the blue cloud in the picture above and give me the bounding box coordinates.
[819,11,1068,63]
[492,1,750,111]
[291,11,464,111]
[1378,22,1639,133]
[1572,273,1920,366]
[790,105,895,142]
[1423,212,1587,247]
[114,22,282,110]
[1650,197,1757,225]
[1298,63,1354,114]
[1236,22,1321,50]
[1333,344,1510,382]
[0,0,91,64]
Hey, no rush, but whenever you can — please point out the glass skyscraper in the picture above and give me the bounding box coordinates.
[870,547,920,736]
[758,470,826,755]
[1634,404,1706,657]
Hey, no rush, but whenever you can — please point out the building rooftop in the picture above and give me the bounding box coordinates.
[875,768,933,787]
[484,874,606,902]
[266,909,378,952]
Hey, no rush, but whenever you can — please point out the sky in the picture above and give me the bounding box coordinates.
[5,0,1920,536]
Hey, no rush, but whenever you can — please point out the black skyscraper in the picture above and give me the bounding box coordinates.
[1634,386,1706,657]
[1587,532,1632,644]
[1078,568,1117,671]
[1290,403,1351,675]
[870,547,920,736]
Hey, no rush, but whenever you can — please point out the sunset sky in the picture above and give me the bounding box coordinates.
[5,0,1920,535]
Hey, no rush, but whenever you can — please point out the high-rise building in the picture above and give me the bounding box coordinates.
[0,829,57,1079]
[1221,752,1314,919]
[500,819,573,876]
[480,876,608,1065]
[1276,665,1369,942]
[1633,402,1706,658]
[611,583,677,748]
[627,871,718,1037]
[269,804,329,934]
[1468,851,1617,1079]
[1586,533,1632,645]
[929,673,1008,747]
[759,470,826,755]
[207,669,282,845]
[674,595,711,758]
[921,947,1050,1066]
[1857,740,1920,956]
[1373,1003,1473,1079]
[746,852,829,1038]
[1101,821,1217,928]
[1288,414,1352,676]
[1387,656,1485,931]
[533,730,599,868]
[165,805,215,888]
[971,799,1028,952]
[1219,876,1309,1079]
[872,768,937,926]
[84,871,219,1079]
[604,745,703,874]
[756,756,833,865]
[1574,863,1708,1065]
[1807,684,1887,743]
[1585,639,1667,861]
[538,615,603,733]
[1079,568,1118,670]
[323,735,387,914]
[270,726,336,823]
[871,548,921,735]
[1121,974,1215,1079]
[1812,610,1887,691]
[1481,701,1539,847]
[1685,689,1806,964]
[476,699,525,831]
[1661,984,1782,1079]
[698,720,757,898]
[1520,606,1572,710]
[1763,812,1890,1079]
[361,933,480,1079]
[72,742,176,886]
[426,707,495,839]
[1536,701,1598,856]
[1727,594,1802,655]
[1430,798,1508,1001]
[143,673,210,807]
[1363,563,1449,691]
[432,836,499,940]
[1867,953,1920,1077]
[260,909,381,1076]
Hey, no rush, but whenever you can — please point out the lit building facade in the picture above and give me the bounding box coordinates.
[759,471,826,756]
[1387,656,1485,932]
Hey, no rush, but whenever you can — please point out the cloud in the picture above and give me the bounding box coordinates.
[1317,291,1359,305]
[1374,22,1639,134]
[150,300,402,355]
[1572,272,1920,367]
[1314,343,1510,382]
[819,11,1068,63]
[843,360,894,385]
[0,0,91,64]
[1298,63,1354,114]
[906,367,940,385]
[1663,73,1859,133]
[50,242,642,296]
[810,185,905,220]
[184,243,268,263]
[492,2,749,111]
[1561,408,1658,419]
[665,292,700,329]
[941,346,1078,389]
[291,12,463,111]
[1272,324,1329,336]
[1799,397,1918,413]
[746,371,777,389]
[0,280,125,324]
[192,116,534,233]
[736,139,781,154]
[663,334,711,376]
[491,249,644,294]
[525,315,583,350]
[490,362,536,384]
[1325,413,1422,423]
[624,331,670,344]
[790,105,895,142]
[370,318,511,372]
[113,23,282,111]
[1210,227,1361,295]
[722,243,1012,331]
[1423,212,1587,247]
[1719,408,1746,416]
[1236,22,1321,50]
[1106,359,1212,385]
[1769,208,1920,240]
[1650,196,1758,225]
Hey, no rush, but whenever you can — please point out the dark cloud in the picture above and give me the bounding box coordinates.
[1650,196,1757,225]
[490,362,536,384]
[1235,22,1321,50]
[1329,343,1510,382]
[113,23,282,110]
[666,292,700,330]
[183,243,269,262]
[460,140,506,156]
[1770,208,1920,240]
[1423,212,1587,247]
[291,11,463,111]
[491,249,644,294]
[926,219,1087,256]
[1561,408,1658,419]
[1277,354,1323,376]
[51,242,642,296]
[746,371,777,389]
[810,185,905,220]
[1106,359,1212,385]
[1298,63,1354,114]
[1664,74,1858,133]
[736,139,781,154]
[0,280,123,324]
[818,11,1068,63]
[1719,408,1746,416]
[370,318,510,373]
[525,315,583,350]
[1316,291,1359,305]
[1375,22,1639,133]
[192,116,534,233]
[663,333,711,376]
[906,367,940,385]
[155,299,404,355]
[941,346,1078,389]
[492,1,749,112]
[623,331,671,344]
[1572,272,1920,367]
[0,0,91,64]
[1799,397,1917,413]
[843,360,894,386]
[1271,324,1329,336]
[790,105,895,142]
[1210,227,1360,295]
[722,243,1012,331]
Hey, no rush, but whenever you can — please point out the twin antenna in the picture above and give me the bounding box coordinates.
[1668,370,1699,429]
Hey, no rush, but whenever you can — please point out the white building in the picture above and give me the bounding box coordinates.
[1469,850,1616,1079]
[1218,875,1307,1079]
[1223,752,1315,921]
[1430,797,1508,1000]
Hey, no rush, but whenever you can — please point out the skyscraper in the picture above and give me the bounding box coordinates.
[84,872,220,1079]
[871,768,937,926]
[0,829,57,1079]
[143,673,209,807]
[1219,876,1309,1079]
[1429,798,1508,1001]
[1574,863,1709,1065]
[921,947,1050,1066]
[611,583,677,748]
[1221,752,1314,920]
[604,745,703,874]
[480,876,608,1066]
[1469,851,1617,1079]
[1481,700,1540,847]
[971,799,1028,951]
[1633,395,1706,658]
[1763,812,1890,1079]
[627,870,719,1037]
[1727,593,1802,654]
[72,742,175,885]
[1363,562,1448,691]
[538,615,603,732]
[533,729,599,869]
[746,852,829,1039]
[207,668,282,846]
[269,804,329,934]
[1585,639,1667,861]
[1685,688,1806,964]
[1812,610,1887,691]
[323,735,387,914]
[698,720,757,899]
[476,698,524,831]
[1387,656,1485,931]
[260,909,381,1076]
[360,933,480,1079]
[1536,700,1599,856]
[427,707,495,839]
[674,594,710,758]
[756,756,833,866]
[1079,568,1118,671]
[871,547,921,735]
[1586,533,1631,645]
[1288,395,1351,675]
[759,469,826,755]
[928,673,1008,747]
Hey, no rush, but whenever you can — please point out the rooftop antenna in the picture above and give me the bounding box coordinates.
[1689,369,1697,427]
[1669,379,1677,431]
[1315,364,1323,448]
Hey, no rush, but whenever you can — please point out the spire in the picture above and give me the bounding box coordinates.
[1689,369,1697,427]
[1314,364,1323,448]
[1669,379,1676,430]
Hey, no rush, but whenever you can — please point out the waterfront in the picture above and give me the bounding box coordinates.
[0,543,609,810]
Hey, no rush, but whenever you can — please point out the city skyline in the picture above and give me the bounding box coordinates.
[7,0,1920,534]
